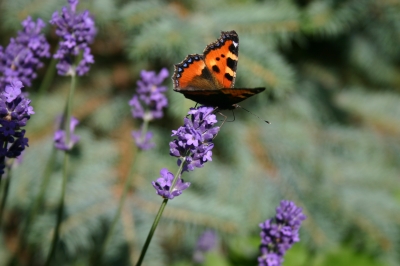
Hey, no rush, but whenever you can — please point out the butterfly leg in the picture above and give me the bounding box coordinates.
[218,112,228,128]
[209,107,228,127]
[211,112,227,140]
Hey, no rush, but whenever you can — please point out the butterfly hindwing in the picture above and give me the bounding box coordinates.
[203,31,239,88]
[180,88,265,110]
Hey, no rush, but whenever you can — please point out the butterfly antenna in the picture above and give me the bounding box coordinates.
[230,110,236,122]
[233,104,271,124]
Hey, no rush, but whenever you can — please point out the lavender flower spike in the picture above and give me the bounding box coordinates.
[129,68,169,121]
[0,17,50,88]
[193,230,218,263]
[0,80,33,174]
[54,116,80,151]
[129,68,169,150]
[258,200,307,266]
[50,0,97,76]
[152,168,190,199]
[169,106,219,172]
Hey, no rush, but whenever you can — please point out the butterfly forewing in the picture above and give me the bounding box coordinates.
[173,54,220,90]
[203,31,239,88]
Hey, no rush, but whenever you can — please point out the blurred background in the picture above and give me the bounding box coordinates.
[1,0,400,265]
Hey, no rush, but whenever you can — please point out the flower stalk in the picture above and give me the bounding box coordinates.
[38,55,57,98]
[0,160,13,228]
[44,151,69,266]
[135,198,168,266]
[44,72,76,265]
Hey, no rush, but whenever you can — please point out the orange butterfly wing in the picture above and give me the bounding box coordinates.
[203,31,239,88]
[172,54,219,90]
[172,30,265,109]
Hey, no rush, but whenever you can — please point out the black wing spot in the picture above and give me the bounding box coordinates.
[226,57,237,70]
[212,65,220,73]
[224,73,233,81]
[221,54,226,58]
[216,57,220,61]
[229,44,237,54]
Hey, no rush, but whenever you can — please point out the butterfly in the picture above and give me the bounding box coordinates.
[172,30,265,110]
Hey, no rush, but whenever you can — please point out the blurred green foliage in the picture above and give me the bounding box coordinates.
[1,0,400,265]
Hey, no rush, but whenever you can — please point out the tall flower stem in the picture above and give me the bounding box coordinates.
[135,160,186,266]
[140,120,149,142]
[44,151,69,266]
[44,73,76,266]
[135,198,168,266]
[0,161,13,228]
[65,74,76,142]
[38,56,57,99]
[95,147,140,263]
[0,157,4,189]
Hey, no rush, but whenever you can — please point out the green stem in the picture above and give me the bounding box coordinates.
[38,56,57,99]
[44,151,69,266]
[0,158,3,192]
[169,157,186,192]
[136,161,186,266]
[65,74,76,145]
[44,72,76,266]
[135,198,168,266]
[140,119,149,143]
[0,160,13,228]
[96,147,140,263]
[0,142,8,186]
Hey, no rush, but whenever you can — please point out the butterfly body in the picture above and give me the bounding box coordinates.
[172,30,265,110]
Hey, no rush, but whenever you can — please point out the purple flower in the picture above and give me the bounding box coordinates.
[129,68,169,121]
[4,130,29,158]
[132,130,155,150]
[4,80,23,102]
[170,106,219,172]
[258,200,307,266]
[152,168,190,199]
[50,0,97,76]
[193,230,218,263]
[54,116,80,150]
[0,129,29,175]
[0,80,34,129]
[0,17,50,88]
[0,80,33,174]
[129,68,169,150]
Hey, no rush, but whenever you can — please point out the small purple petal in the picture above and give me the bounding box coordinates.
[54,116,80,150]
[152,168,190,199]
[132,129,155,150]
